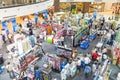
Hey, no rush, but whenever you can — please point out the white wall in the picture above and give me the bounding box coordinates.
[104,2,113,11]
[0,0,54,20]
[60,0,118,2]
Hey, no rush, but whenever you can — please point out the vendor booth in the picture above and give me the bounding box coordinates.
[73,25,89,47]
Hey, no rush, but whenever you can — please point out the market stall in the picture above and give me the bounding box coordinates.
[6,35,44,73]
[73,25,89,47]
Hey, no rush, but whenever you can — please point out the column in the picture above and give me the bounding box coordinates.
[83,2,90,13]
[54,0,60,12]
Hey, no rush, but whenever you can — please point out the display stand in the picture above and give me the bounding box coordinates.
[80,39,90,49]
[93,59,111,80]
[73,25,89,47]
[6,35,43,73]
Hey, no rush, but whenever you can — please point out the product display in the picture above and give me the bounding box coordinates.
[80,39,90,49]
[0,1,120,80]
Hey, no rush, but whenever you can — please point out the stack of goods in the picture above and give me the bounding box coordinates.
[57,50,72,59]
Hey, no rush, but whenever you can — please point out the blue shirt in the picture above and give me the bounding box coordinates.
[35,70,41,78]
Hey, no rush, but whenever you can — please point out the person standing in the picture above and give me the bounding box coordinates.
[84,55,91,66]
[6,62,15,79]
[29,28,33,36]
[61,36,64,46]
[92,63,97,75]
[77,58,81,71]
[84,65,91,78]
[81,57,85,69]
[19,70,27,80]
[0,34,3,49]
[1,29,7,43]
[92,51,99,61]
[35,67,42,80]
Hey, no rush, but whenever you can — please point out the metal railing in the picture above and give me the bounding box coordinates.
[0,0,49,9]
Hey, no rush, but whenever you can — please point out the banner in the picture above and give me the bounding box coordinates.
[2,21,9,33]
[11,18,17,32]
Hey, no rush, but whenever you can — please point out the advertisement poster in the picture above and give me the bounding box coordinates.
[2,21,9,33]
[11,18,17,32]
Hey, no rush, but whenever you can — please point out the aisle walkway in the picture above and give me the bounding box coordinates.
[0,37,119,80]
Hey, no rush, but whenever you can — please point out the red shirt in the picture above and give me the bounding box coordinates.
[92,52,99,59]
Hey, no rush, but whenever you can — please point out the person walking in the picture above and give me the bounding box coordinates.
[84,65,91,78]
[29,28,33,36]
[61,36,64,46]
[92,63,97,75]
[92,51,99,61]
[6,62,15,79]
[81,57,85,69]
[84,54,91,66]
[1,29,7,43]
